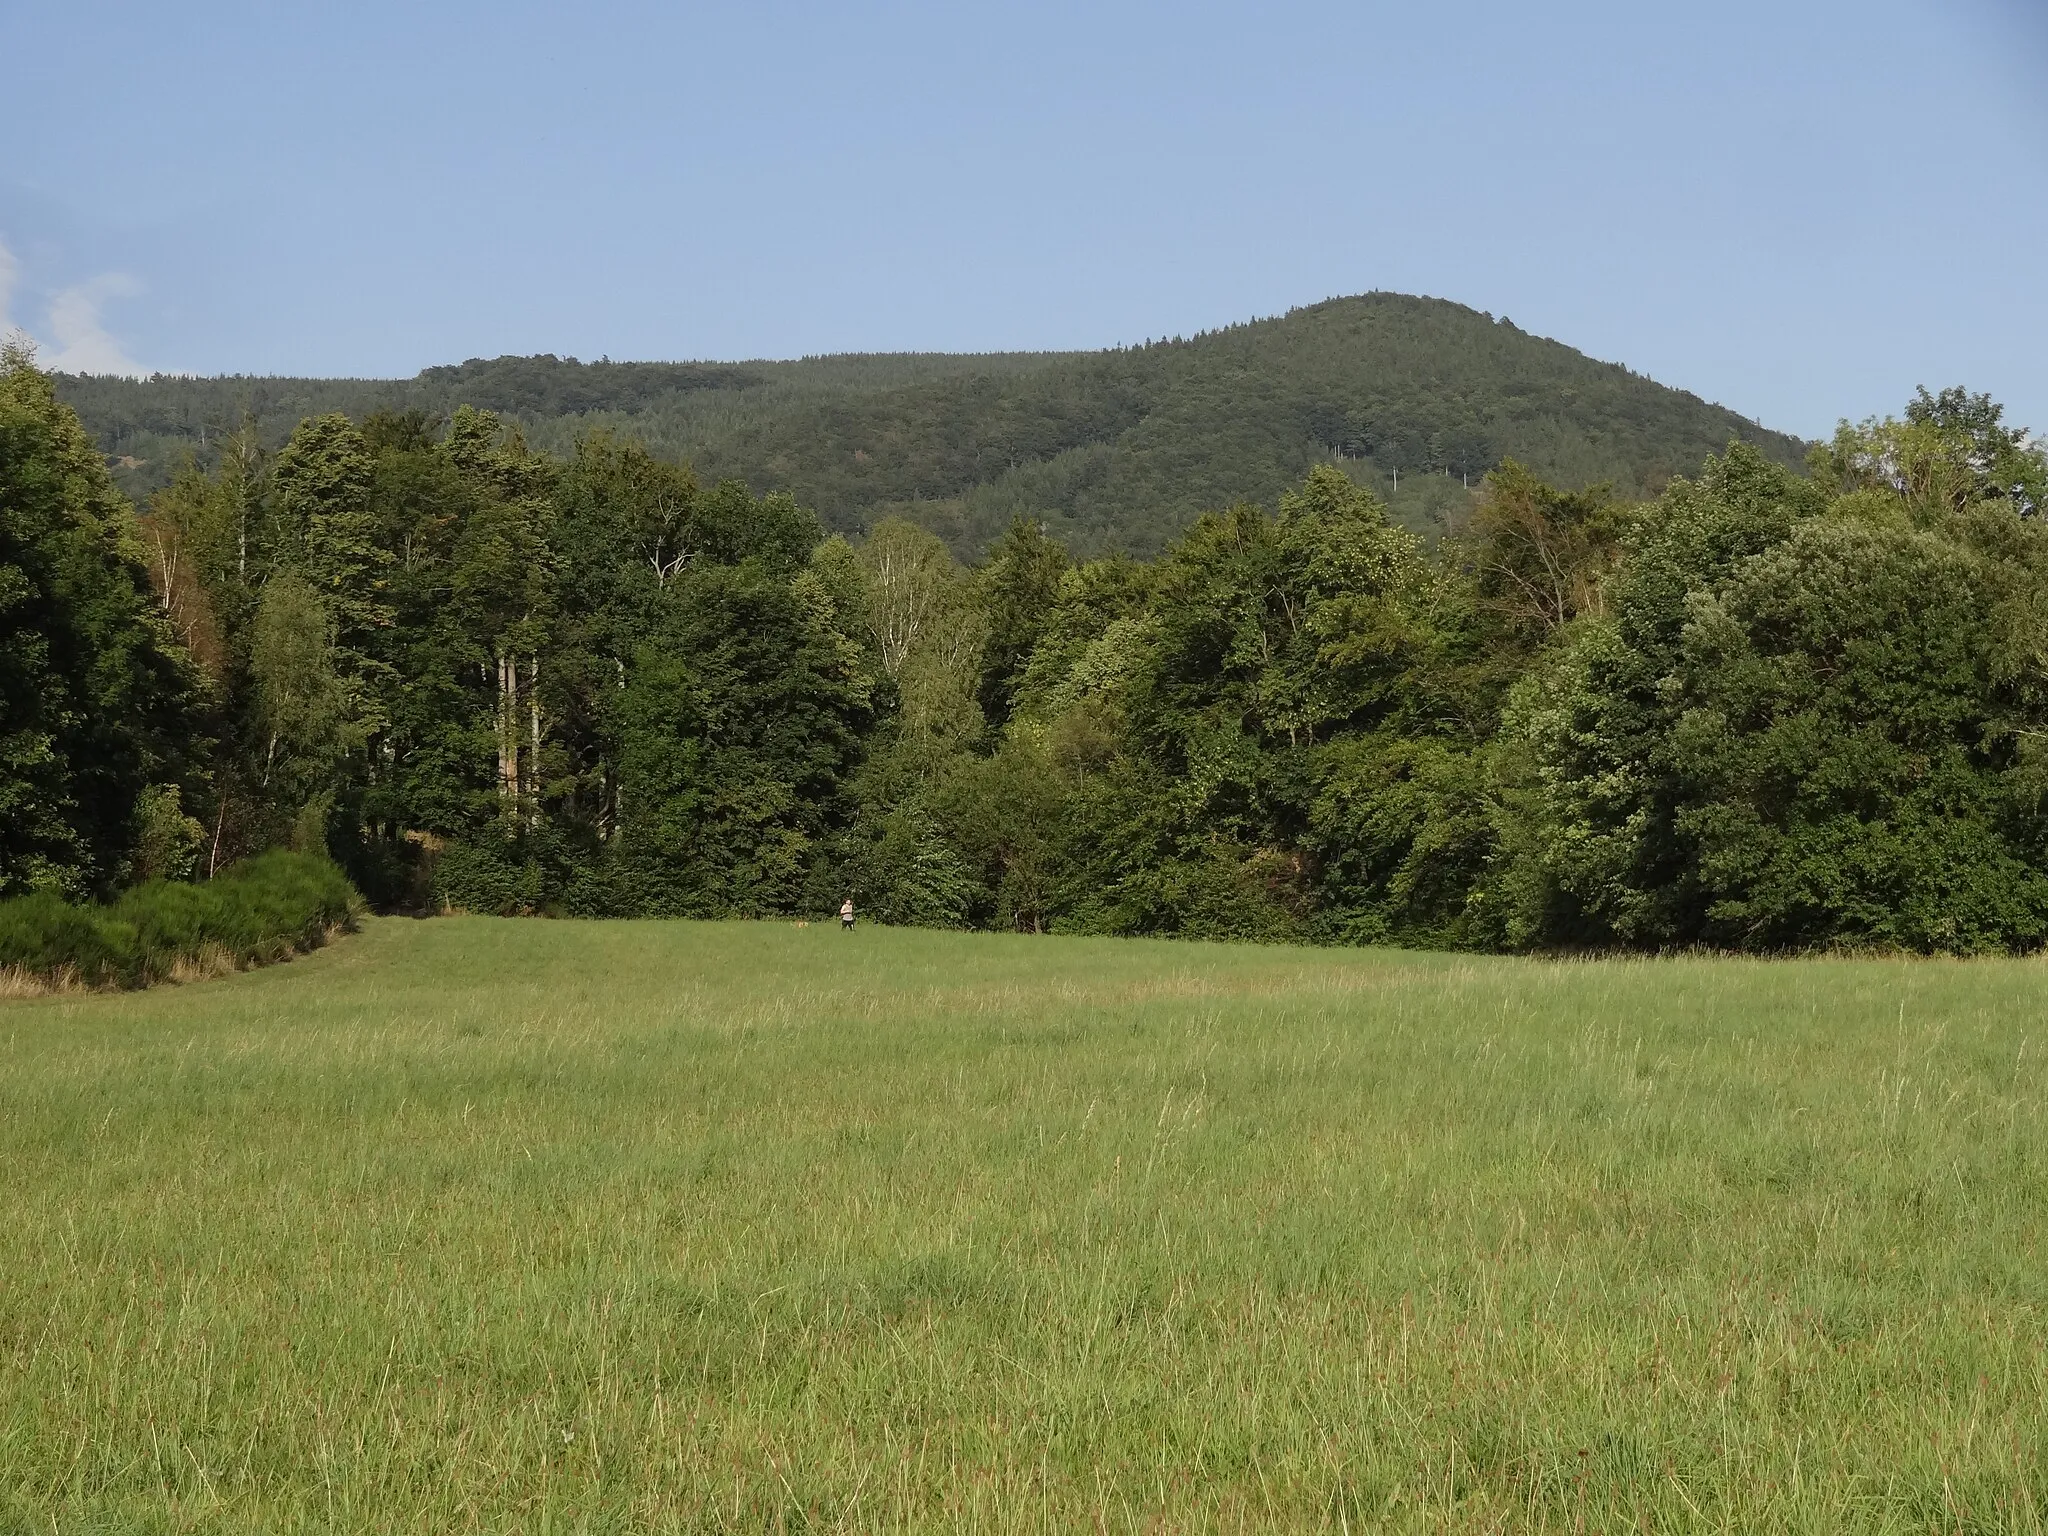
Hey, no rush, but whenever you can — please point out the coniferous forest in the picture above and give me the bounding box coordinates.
[9,321,2048,954]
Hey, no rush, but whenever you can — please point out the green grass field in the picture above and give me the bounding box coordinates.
[5,918,2047,1532]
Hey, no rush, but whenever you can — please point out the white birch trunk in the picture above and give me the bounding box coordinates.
[497,653,520,811]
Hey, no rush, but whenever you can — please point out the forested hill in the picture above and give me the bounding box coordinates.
[57,293,1806,555]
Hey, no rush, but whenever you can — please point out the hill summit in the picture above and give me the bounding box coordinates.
[58,293,1804,555]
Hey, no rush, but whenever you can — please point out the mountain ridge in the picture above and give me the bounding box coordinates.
[55,293,1806,555]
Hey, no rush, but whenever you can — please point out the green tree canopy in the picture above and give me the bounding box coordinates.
[0,344,200,897]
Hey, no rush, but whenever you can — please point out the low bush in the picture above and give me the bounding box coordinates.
[0,852,361,990]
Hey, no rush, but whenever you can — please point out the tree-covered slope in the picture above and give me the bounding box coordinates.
[57,293,1805,555]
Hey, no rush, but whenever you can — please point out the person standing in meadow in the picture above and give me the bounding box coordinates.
[840,898,855,931]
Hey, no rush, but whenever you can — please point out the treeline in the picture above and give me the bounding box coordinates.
[57,295,1804,559]
[9,337,2046,953]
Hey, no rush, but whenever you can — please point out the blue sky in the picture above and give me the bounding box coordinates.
[3,0,2043,439]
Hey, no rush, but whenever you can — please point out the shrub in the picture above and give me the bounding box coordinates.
[0,892,139,984]
[435,834,556,916]
[0,851,360,989]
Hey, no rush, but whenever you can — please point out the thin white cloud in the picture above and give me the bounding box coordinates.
[0,233,148,376]
[45,274,145,377]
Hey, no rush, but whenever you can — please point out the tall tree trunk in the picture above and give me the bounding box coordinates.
[208,794,228,879]
[527,654,541,827]
[497,652,519,812]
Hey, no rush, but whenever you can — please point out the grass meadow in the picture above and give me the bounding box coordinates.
[4,918,2048,1532]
